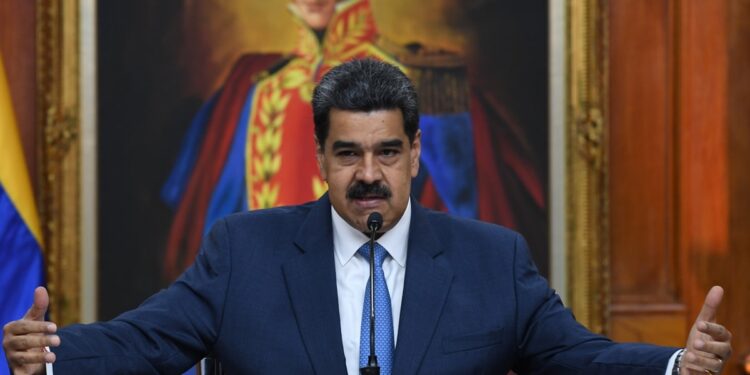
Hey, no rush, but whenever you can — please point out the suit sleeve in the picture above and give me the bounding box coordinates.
[51,218,233,374]
[510,233,677,375]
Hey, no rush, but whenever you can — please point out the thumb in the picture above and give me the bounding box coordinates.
[23,286,49,321]
[696,285,724,323]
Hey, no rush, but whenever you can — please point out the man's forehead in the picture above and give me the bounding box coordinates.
[318,108,409,152]
[328,110,408,144]
[328,107,405,129]
[328,107,402,120]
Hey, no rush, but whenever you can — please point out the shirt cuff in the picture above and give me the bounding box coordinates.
[665,349,684,375]
[44,346,53,375]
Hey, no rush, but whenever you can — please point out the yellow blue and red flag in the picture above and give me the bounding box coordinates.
[0,53,45,374]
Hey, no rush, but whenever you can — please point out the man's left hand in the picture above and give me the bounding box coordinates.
[680,286,732,374]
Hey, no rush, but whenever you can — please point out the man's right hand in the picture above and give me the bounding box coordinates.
[2,286,60,375]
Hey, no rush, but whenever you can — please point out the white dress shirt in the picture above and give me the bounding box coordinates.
[332,201,410,375]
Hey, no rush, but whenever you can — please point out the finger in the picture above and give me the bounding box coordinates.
[684,350,723,373]
[7,349,56,366]
[5,334,60,351]
[3,320,56,336]
[23,286,50,321]
[697,321,732,342]
[694,339,732,360]
[682,363,718,375]
[696,286,724,323]
[681,361,707,372]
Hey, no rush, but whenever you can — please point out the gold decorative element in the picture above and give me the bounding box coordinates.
[576,108,604,169]
[324,8,369,66]
[291,17,321,65]
[280,58,316,102]
[369,0,467,54]
[43,109,78,156]
[312,176,328,198]
[247,46,330,209]
[566,0,610,334]
[250,78,289,209]
[37,0,82,325]
[379,39,469,114]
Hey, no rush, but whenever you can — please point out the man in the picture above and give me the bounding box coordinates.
[3,60,732,374]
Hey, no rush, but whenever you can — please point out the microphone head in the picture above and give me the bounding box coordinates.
[367,212,383,232]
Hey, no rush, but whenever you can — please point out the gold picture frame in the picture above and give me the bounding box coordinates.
[566,0,610,334]
[37,0,82,326]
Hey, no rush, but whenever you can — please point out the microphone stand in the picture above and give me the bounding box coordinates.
[360,213,382,375]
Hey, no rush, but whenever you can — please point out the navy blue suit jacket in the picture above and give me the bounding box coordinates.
[53,195,676,374]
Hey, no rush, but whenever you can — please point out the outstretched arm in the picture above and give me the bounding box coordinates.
[3,286,59,375]
[679,286,732,374]
[40,219,231,374]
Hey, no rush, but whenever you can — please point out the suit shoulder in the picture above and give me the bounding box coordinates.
[222,201,316,229]
[425,209,520,240]
[421,209,524,254]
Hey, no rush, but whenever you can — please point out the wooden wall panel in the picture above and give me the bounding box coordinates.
[677,1,750,371]
[0,0,37,187]
[677,0,729,264]
[609,0,677,302]
[608,0,685,345]
[725,0,750,370]
[608,0,749,370]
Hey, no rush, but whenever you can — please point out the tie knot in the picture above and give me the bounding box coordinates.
[358,242,388,267]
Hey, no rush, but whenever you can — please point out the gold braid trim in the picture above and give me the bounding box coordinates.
[323,8,370,66]
[250,78,287,209]
[247,59,316,209]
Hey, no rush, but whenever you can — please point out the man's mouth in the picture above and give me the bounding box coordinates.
[351,195,386,209]
[352,191,387,200]
[354,195,386,201]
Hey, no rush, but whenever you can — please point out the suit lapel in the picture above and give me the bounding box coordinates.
[283,195,348,374]
[393,202,454,374]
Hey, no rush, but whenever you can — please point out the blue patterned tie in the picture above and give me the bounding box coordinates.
[358,242,394,374]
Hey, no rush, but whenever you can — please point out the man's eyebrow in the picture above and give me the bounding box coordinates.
[332,140,359,150]
[379,139,404,148]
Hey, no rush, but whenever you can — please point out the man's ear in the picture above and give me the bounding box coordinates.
[315,136,327,180]
[410,130,421,178]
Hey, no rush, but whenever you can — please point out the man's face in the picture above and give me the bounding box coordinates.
[293,0,336,30]
[317,108,420,233]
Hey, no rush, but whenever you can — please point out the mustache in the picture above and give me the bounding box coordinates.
[346,182,392,199]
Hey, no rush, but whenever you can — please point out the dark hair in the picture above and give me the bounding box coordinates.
[312,59,419,149]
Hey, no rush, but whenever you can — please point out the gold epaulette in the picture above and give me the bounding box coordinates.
[378,37,469,114]
[249,56,295,84]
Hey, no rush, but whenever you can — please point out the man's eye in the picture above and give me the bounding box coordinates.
[337,151,357,157]
[380,149,398,157]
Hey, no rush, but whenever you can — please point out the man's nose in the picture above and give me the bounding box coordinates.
[356,154,383,183]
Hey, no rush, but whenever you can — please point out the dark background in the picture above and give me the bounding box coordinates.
[98,1,201,319]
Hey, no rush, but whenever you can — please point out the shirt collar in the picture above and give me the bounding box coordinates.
[332,200,411,268]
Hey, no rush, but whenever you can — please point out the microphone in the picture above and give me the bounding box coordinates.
[361,212,382,375]
[367,212,383,233]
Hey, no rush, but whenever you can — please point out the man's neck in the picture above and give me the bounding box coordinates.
[330,200,412,267]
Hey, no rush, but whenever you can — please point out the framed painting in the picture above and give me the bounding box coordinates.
[39,0,609,333]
